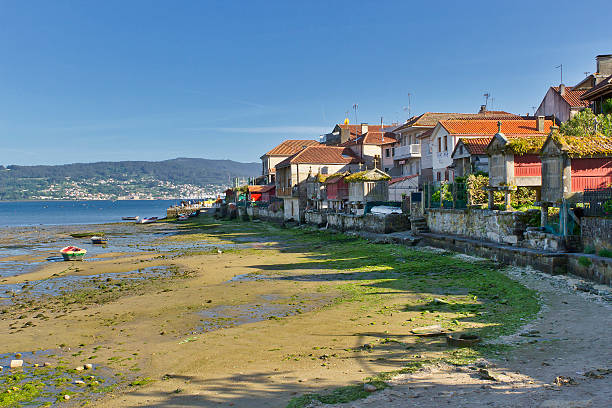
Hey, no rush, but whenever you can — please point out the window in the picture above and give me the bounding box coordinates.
[459,145,463,154]
[438,138,441,152]
[444,135,448,151]
[385,167,389,172]
[436,172,441,181]
[392,147,395,155]
[385,148,390,158]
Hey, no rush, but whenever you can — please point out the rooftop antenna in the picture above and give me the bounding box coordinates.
[483,93,490,109]
[531,106,537,115]
[407,93,412,118]
[353,104,358,124]
[555,64,563,84]
[381,116,384,143]
[584,71,590,77]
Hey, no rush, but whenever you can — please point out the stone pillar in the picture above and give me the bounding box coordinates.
[488,190,494,210]
[540,203,548,228]
[504,191,511,211]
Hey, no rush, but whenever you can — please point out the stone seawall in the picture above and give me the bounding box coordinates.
[305,211,410,234]
[425,208,537,245]
[581,216,612,252]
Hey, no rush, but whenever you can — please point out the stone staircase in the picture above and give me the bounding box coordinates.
[411,217,430,233]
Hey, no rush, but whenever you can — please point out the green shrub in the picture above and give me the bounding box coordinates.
[598,248,612,258]
[578,256,592,267]
[584,245,596,254]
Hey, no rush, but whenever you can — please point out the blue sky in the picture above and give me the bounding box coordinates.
[1,0,611,165]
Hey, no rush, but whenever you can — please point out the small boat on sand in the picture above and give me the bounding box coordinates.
[90,236,108,244]
[139,217,158,224]
[122,216,139,221]
[60,246,87,261]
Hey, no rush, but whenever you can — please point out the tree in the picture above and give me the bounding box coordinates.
[560,108,612,137]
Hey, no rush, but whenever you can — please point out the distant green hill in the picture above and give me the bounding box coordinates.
[0,158,260,200]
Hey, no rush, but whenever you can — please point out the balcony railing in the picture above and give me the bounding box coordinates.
[393,144,421,160]
[276,186,300,197]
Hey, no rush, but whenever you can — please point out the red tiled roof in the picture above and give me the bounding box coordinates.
[393,111,520,131]
[457,137,491,155]
[439,119,554,136]
[336,124,395,141]
[551,86,589,107]
[388,175,417,185]
[340,131,398,146]
[263,139,320,157]
[248,185,275,193]
[276,146,362,168]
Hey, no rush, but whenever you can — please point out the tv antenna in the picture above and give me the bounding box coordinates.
[555,64,563,84]
[584,71,590,77]
[352,104,358,124]
[531,106,537,115]
[407,93,412,118]
[483,92,490,109]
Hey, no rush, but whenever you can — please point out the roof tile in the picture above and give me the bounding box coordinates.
[263,140,320,157]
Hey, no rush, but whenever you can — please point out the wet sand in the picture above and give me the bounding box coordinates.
[0,216,537,407]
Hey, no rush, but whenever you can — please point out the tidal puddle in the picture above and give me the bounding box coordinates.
[0,265,178,303]
[227,273,271,283]
[0,350,116,406]
[197,295,327,332]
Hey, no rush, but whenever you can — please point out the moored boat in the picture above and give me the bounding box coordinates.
[139,217,158,224]
[122,216,139,221]
[60,246,87,261]
[90,236,108,244]
[178,214,189,221]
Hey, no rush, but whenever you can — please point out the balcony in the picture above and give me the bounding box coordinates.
[276,186,300,197]
[393,144,421,160]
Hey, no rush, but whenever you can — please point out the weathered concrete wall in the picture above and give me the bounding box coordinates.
[425,208,535,245]
[304,211,327,226]
[581,217,612,252]
[309,212,410,234]
[567,254,612,285]
[420,233,567,276]
[248,207,284,223]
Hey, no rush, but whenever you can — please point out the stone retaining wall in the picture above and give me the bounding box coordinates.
[247,207,284,223]
[581,217,612,252]
[305,211,410,234]
[426,208,537,245]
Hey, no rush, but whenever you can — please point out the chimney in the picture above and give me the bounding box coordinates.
[340,127,350,144]
[596,54,612,76]
[479,105,487,114]
[361,123,368,135]
[559,83,566,95]
[536,116,545,132]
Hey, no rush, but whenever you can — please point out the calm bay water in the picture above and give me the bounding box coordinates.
[0,200,181,227]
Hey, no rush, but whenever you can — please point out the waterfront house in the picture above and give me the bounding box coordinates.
[391,108,520,183]
[345,168,390,215]
[388,175,418,201]
[260,139,320,184]
[535,84,589,123]
[437,117,553,183]
[322,122,394,146]
[540,131,612,203]
[275,146,363,221]
[486,119,555,208]
[340,130,398,173]
[451,138,490,177]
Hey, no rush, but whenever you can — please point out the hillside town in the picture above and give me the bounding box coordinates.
[222,53,612,284]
